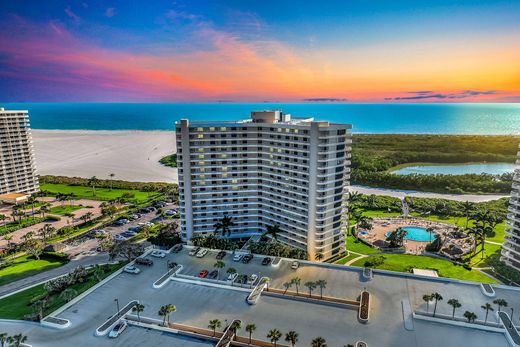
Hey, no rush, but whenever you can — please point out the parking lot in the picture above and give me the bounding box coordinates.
[2,246,519,347]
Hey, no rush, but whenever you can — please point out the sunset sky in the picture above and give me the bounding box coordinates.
[1,0,519,102]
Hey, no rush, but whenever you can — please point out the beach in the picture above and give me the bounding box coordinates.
[31,130,508,202]
[32,130,177,183]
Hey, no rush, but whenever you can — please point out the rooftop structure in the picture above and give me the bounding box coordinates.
[175,110,352,260]
[502,147,520,271]
[0,108,39,196]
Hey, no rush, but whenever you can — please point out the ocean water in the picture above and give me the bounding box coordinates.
[391,163,516,175]
[2,102,520,134]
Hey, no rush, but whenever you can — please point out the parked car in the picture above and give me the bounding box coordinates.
[114,234,127,241]
[196,249,208,258]
[129,214,141,220]
[121,231,136,237]
[247,274,258,285]
[135,258,153,266]
[171,243,183,253]
[198,269,209,278]
[150,250,166,258]
[139,208,152,213]
[216,250,227,259]
[208,270,219,279]
[128,226,141,232]
[291,261,300,270]
[123,265,141,274]
[189,247,201,256]
[233,254,243,262]
[115,218,129,225]
[261,257,272,266]
[227,273,238,282]
[164,209,176,216]
[242,254,253,263]
[88,229,106,237]
[108,321,127,338]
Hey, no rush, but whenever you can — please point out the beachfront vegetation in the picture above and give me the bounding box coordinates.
[159,154,177,167]
[47,205,83,215]
[351,134,519,194]
[40,183,159,202]
[0,253,69,286]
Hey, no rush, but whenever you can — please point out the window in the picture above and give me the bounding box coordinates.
[197,127,204,132]
[197,134,204,139]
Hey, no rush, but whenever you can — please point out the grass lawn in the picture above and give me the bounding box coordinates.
[0,254,68,286]
[334,253,362,265]
[361,210,402,218]
[346,235,379,255]
[40,183,159,202]
[351,253,496,283]
[0,262,124,320]
[47,205,83,215]
[465,242,503,268]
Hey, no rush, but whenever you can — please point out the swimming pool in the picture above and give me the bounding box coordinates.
[385,226,436,242]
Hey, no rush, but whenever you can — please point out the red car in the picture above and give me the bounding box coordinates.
[198,269,209,278]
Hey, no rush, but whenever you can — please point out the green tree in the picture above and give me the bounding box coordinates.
[481,303,494,323]
[285,331,299,347]
[213,215,235,237]
[165,304,176,324]
[132,303,145,322]
[208,319,221,337]
[304,281,317,298]
[88,176,100,196]
[229,320,241,334]
[292,277,301,295]
[0,333,9,347]
[109,173,116,190]
[8,334,27,347]
[60,288,78,303]
[158,305,167,326]
[493,298,508,312]
[432,292,443,317]
[214,260,225,280]
[267,329,282,347]
[461,201,475,229]
[282,281,292,295]
[263,224,281,241]
[311,336,327,347]
[447,299,461,319]
[463,311,477,323]
[316,279,327,299]
[423,294,433,313]
[245,323,256,344]
[227,267,237,286]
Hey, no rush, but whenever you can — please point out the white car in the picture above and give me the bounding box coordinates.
[233,254,243,262]
[123,265,141,274]
[150,250,166,258]
[108,320,127,338]
[196,249,208,258]
[247,274,258,285]
[227,273,238,282]
[291,261,300,270]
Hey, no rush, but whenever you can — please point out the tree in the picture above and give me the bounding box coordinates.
[292,277,301,295]
[423,294,433,313]
[481,303,494,323]
[304,281,317,298]
[226,267,237,285]
[245,323,256,344]
[315,252,324,261]
[38,224,55,242]
[267,329,282,347]
[22,239,44,260]
[32,297,51,321]
[283,281,292,295]
[60,288,78,302]
[311,336,327,347]
[158,306,167,326]
[285,331,298,347]
[386,227,407,248]
[214,260,225,280]
[316,279,327,299]
[426,227,435,243]
[108,240,144,262]
[213,215,235,237]
[9,334,27,347]
[109,173,115,190]
[208,319,221,337]
[493,298,508,312]
[432,292,443,317]
[263,224,281,241]
[165,304,176,324]
[0,214,7,231]
[0,333,9,347]
[357,215,373,231]
[447,299,461,319]
[39,205,48,218]
[88,176,100,196]
[229,320,241,334]
[461,201,475,229]
[463,311,477,323]
[132,303,145,322]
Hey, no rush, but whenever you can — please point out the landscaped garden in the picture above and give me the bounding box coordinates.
[0,262,124,320]
[41,183,158,202]
[0,253,69,286]
[47,205,84,215]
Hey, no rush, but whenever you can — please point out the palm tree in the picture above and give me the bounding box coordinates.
[9,334,27,347]
[0,214,7,231]
[311,336,327,347]
[245,323,256,344]
[481,303,494,323]
[109,173,115,190]
[304,281,317,298]
[230,320,242,335]
[285,331,299,347]
[316,279,327,299]
[447,299,461,319]
[165,304,176,324]
[315,252,324,261]
[158,305,167,326]
[426,227,435,243]
[227,267,237,285]
[213,215,235,237]
[463,311,477,323]
[461,201,475,229]
[88,176,100,196]
[132,303,145,322]
[282,281,292,295]
[431,292,443,317]
[263,224,281,241]
[39,205,48,218]
[493,298,508,312]
[267,329,282,347]
[214,261,225,280]
[292,277,301,295]
[0,333,9,347]
[208,319,221,337]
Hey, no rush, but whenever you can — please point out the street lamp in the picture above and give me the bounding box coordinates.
[167,260,170,271]
[510,308,514,329]
[114,298,120,317]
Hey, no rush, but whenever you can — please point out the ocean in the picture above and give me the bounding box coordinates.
[2,102,520,134]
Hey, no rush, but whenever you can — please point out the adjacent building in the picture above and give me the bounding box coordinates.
[0,108,39,197]
[502,147,520,271]
[176,110,352,260]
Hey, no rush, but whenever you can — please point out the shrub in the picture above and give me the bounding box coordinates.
[364,255,386,267]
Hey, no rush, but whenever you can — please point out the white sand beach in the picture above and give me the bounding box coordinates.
[31,130,508,202]
[32,130,177,183]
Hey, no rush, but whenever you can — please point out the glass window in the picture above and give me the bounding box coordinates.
[196,127,204,132]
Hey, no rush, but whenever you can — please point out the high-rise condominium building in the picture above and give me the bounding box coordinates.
[0,108,39,195]
[176,111,352,260]
[502,147,520,271]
